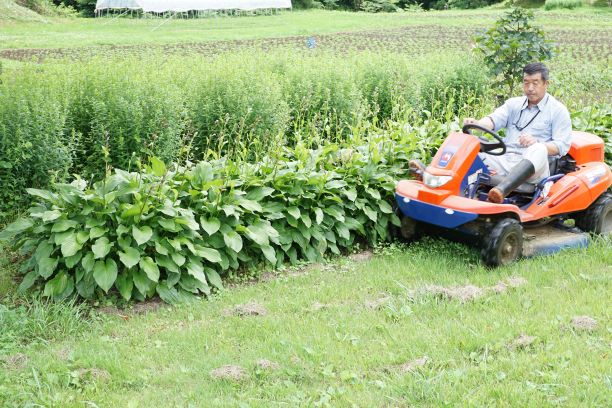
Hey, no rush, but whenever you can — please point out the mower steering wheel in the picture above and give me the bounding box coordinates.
[462,123,506,156]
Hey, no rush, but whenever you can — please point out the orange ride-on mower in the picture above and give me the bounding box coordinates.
[395,124,612,266]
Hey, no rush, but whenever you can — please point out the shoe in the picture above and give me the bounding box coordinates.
[488,159,535,204]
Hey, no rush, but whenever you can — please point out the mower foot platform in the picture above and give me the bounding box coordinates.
[522,225,589,258]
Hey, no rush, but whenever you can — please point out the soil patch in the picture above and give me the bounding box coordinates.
[509,334,537,349]
[223,302,268,317]
[210,364,248,381]
[349,250,373,263]
[571,316,597,331]
[76,368,111,382]
[364,295,390,310]
[390,356,429,374]
[426,285,484,303]
[1,353,28,370]
[256,359,280,371]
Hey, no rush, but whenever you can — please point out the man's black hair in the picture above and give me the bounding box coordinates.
[523,62,549,81]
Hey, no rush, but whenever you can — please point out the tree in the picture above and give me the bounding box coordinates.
[473,8,555,100]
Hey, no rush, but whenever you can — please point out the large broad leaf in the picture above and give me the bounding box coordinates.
[245,223,269,246]
[92,237,112,259]
[18,270,38,293]
[115,273,134,301]
[118,247,141,269]
[81,252,95,272]
[261,245,276,264]
[42,210,62,222]
[132,269,154,296]
[156,255,179,273]
[287,206,301,220]
[150,157,167,177]
[344,189,357,202]
[0,218,34,240]
[363,206,378,222]
[139,256,160,282]
[61,232,82,258]
[51,220,78,233]
[65,252,83,269]
[89,227,107,240]
[26,188,57,202]
[34,241,54,262]
[43,271,70,298]
[237,198,263,213]
[196,246,221,264]
[200,217,221,236]
[204,267,223,290]
[379,201,393,214]
[222,230,243,253]
[132,225,153,246]
[156,282,183,305]
[93,259,118,293]
[158,218,179,232]
[38,257,59,279]
[171,252,186,267]
[314,208,324,225]
[186,260,207,284]
[246,186,274,201]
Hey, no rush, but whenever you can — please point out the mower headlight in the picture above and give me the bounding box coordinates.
[422,171,452,188]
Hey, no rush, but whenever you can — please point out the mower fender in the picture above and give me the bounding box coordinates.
[395,192,478,229]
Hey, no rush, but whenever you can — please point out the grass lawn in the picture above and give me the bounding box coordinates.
[0,8,611,50]
[1,238,611,406]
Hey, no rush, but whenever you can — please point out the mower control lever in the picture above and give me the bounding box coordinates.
[462,123,507,156]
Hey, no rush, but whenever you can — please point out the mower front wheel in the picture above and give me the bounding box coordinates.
[394,212,421,242]
[481,218,523,267]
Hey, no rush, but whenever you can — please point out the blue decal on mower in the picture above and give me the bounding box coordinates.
[395,193,478,229]
[437,146,458,168]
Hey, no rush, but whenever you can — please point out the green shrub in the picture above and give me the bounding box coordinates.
[474,8,555,100]
[66,60,186,179]
[0,68,73,216]
[187,60,290,161]
[0,134,409,302]
[544,0,583,9]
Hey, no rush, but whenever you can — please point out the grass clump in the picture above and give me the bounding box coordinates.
[544,0,583,9]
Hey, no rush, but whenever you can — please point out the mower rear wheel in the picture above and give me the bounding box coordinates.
[574,192,612,235]
[482,218,523,267]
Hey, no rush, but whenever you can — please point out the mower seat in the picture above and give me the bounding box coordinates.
[483,157,564,195]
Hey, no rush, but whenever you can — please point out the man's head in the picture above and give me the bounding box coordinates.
[522,62,549,105]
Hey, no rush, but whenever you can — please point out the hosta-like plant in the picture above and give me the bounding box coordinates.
[1,137,408,304]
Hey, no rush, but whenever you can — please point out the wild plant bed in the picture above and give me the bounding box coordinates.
[0,132,425,304]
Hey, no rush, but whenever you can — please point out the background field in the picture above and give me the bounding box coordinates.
[0,6,611,407]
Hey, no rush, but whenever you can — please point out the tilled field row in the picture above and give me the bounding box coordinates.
[1,25,610,63]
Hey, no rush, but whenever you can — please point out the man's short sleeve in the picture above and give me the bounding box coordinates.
[487,101,511,132]
[551,106,572,157]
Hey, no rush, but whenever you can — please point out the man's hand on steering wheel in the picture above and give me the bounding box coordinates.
[462,123,507,156]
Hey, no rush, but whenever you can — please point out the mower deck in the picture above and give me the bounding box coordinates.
[522,225,589,258]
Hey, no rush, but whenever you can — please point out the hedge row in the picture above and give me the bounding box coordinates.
[0,129,425,303]
[0,52,490,215]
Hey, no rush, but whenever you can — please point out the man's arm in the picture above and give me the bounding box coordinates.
[463,117,495,130]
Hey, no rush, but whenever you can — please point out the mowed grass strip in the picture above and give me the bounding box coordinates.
[1,8,611,50]
[2,238,610,407]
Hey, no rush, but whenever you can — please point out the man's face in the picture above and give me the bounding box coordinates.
[523,72,548,105]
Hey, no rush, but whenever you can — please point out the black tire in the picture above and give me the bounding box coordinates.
[392,207,421,242]
[574,192,612,235]
[481,218,523,267]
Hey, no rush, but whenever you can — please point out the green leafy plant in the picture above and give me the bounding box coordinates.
[473,8,556,100]
[1,131,416,303]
